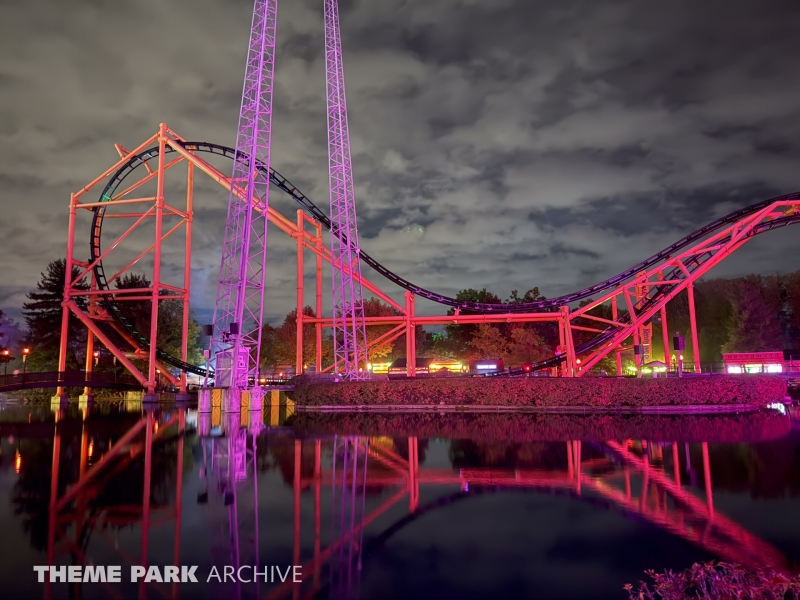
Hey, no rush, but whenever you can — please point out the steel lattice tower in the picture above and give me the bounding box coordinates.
[324,0,370,379]
[212,0,278,388]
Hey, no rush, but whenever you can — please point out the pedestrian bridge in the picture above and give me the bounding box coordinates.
[0,371,142,393]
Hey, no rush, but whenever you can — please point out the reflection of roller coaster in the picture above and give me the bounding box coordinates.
[54,125,800,393]
[267,436,790,600]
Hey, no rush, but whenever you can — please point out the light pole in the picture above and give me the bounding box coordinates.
[93,351,99,367]
[2,349,9,378]
[22,347,30,375]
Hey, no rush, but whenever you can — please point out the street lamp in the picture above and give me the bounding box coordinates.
[22,347,30,375]
[1,349,9,378]
[93,350,100,367]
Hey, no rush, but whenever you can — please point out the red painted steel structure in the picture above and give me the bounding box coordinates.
[54,127,800,387]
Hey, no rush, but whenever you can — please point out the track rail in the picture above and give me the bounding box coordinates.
[90,142,800,376]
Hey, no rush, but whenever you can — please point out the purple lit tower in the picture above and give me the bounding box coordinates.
[324,0,370,379]
[212,0,279,388]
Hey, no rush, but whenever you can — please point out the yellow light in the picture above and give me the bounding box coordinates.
[88,441,94,458]
[679,355,684,361]
[15,451,21,473]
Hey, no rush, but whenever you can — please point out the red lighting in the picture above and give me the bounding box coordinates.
[2,350,8,356]
[93,351,99,358]
[523,364,532,372]
[22,348,30,355]
[576,358,581,365]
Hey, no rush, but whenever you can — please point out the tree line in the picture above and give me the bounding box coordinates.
[5,258,800,373]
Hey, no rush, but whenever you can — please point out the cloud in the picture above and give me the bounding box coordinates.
[1,0,800,328]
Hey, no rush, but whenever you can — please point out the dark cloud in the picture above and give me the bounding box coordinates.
[1,0,800,327]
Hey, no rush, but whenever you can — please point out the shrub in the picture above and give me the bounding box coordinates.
[291,375,787,408]
[625,561,800,599]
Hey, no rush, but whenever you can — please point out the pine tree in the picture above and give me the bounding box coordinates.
[22,259,89,370]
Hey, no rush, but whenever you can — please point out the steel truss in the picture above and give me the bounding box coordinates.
[212,0,279,390]
[324,0,370,380]
[58,129,800,389]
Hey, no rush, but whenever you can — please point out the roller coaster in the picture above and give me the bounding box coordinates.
[37,0,800,395]
[39,121,800,397]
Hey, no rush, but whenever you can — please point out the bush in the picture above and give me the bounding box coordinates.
[291,375,787,408]
[287,411,790,443]
[625,561,800,599]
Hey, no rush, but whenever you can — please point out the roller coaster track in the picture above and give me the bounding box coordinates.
[90,142,800,376]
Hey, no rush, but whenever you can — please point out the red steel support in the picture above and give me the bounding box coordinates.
[297,210,305,376]
[315,224,324,371]
[612,296,622,376]
[687,282,701,373]
[405,291,416,377]
[55,194,78,398]
[147,124,168,393]
[180,160,194,393]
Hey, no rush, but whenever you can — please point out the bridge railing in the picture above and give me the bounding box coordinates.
[0,371,141,390]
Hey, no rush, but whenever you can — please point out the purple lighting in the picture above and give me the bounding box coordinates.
[324,0,370,380]
[212,0,279,388]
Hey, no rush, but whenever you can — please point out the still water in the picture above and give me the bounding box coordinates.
[0,398,798,599]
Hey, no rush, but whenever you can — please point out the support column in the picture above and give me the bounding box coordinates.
[659,272,670,366]
[54,193,78,401]
[81,331,95,402]
[179,160,194,396]
[147,124,168,395]
[560,306,575,377]
[296,211,305,376]
[687,282,701,373]
[405,291,416,377]
[633,326,641,375]
[315,223,323,372]
[612,295,622,376]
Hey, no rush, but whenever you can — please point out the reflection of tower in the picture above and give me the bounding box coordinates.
[201,417,261,600]
[330,436,369,600]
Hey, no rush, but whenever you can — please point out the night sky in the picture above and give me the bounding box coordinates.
[2,0,800,325]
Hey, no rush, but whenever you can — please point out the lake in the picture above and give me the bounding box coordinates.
[0,397,798,599]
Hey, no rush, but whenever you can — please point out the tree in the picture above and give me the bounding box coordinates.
[22,259,88,370]
[444,288,502,359]
[469,323,549,366]
[265,306,334,368]
[722,275,784,353]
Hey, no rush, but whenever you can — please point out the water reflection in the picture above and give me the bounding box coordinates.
[0,400,797,599]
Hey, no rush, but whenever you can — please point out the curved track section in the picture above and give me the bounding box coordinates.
[90,142,800,375]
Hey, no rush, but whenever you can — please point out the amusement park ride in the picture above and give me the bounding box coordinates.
[30,0,799,403]
[23,2,799,597]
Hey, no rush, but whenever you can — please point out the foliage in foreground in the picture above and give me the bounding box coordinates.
[625,561,800,600]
